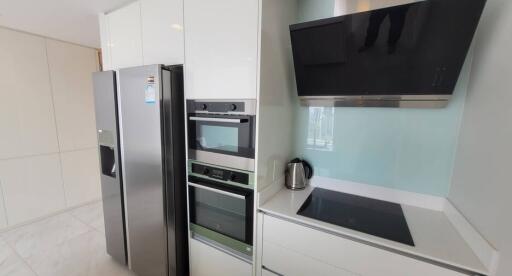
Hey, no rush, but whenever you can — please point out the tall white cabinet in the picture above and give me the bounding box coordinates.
[106,1,143,70]
[99,0,184,70]
[183,0,259,99]
[141,0,184,65]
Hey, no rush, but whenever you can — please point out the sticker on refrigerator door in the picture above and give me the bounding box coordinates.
[145,84,156,103]
[145,76,156,104]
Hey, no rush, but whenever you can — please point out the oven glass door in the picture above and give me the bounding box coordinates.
[187,114,255,158]
[188,176,253,249]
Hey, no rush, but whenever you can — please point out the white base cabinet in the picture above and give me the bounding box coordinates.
[189,238,252,276]
[261,215,467,276]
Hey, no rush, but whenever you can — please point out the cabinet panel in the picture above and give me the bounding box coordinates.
[0,28,59,159]
[189,238,252,276]
[0,154,66,226]
[107,1,143,69]
[141,0,184,65]
[263,241,358,276]
[98,14,112,71]
[263,215,466,276]
[60,149,101,207]
[0,190,6,228]
[184,0,259,99]
[46,39,98,152]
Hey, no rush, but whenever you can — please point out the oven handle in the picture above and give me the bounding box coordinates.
[188,182,246,200]
[189,117,248,124]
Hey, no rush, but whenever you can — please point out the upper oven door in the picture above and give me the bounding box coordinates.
[187,113,256,170]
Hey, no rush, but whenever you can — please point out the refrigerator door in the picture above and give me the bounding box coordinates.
[118,65,167,276]
[162,66,188,276]
[92,70,127,266]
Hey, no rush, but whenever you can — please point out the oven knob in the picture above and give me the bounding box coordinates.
[203,168,210,175]
[230,104,237,111]
[201,104,208,110]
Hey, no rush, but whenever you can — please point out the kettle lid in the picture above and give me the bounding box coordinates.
[289,158,302,163]
[287,158,313,180]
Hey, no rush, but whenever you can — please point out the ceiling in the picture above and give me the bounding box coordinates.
[0,0,133,48]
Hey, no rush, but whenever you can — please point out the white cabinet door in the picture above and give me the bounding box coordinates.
[107,1,143,69]
[263,215,466,276]
[98,13,112,70]
[189,238,252,276]
[141,0,184,65]
[184,0,259,99]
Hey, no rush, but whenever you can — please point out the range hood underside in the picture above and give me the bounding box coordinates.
[299,95,451,108]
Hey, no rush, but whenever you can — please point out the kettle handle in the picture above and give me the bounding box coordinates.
[301,160,313,179]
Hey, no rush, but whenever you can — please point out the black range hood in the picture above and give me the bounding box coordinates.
[290,0,486,108]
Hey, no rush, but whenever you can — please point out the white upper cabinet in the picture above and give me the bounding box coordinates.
[99,0,184,70]
[184,0,259,99]
[141,0,184,65]
[107,1,144,69]
[98,14,112,70]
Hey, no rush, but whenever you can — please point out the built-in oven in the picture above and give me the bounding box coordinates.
[186,100,256,172]
[188,160,254,259]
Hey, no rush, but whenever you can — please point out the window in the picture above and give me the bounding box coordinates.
[306,107,334,151]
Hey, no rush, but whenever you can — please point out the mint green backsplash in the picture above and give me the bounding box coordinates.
[292,0,472,197]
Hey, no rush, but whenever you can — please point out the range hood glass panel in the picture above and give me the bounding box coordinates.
[290,0,486,97]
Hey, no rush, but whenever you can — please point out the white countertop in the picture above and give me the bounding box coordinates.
[259,181,489,275]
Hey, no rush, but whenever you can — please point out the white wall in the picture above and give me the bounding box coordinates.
[448,0,512,275]
[0,27,100,229]
[256,0,298,194]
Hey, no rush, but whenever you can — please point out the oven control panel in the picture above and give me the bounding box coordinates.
[188,101,245,113]
[186,100,257,116]
[191,162,249,186]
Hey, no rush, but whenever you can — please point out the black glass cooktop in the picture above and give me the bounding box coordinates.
[297,188,414,246]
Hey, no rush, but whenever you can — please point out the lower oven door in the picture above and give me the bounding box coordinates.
[188,179,254,257]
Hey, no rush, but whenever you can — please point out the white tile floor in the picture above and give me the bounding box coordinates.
[0,201,135,276]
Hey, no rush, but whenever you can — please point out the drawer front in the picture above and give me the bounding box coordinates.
[263,241,360,276]
[189,238,252,276]
[262,215,466,276]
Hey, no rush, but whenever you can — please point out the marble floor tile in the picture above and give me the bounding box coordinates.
[70,201,105,233]
[0,239,37,276]
[25,231,135,276]
[2,213,91,260]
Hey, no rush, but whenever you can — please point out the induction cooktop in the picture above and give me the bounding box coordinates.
[297,188,414,246]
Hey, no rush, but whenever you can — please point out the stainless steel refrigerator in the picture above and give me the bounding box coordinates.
[93,64,189,276]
